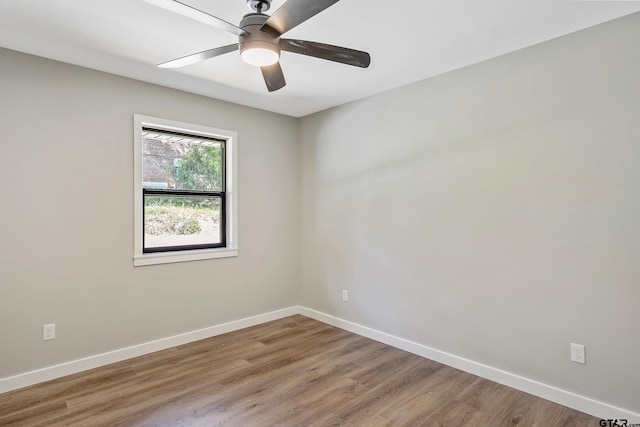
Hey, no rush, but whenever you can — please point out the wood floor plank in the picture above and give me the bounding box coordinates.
[0,315,601,426]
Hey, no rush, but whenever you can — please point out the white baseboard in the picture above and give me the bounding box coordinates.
[298,306,640,423]
[0,306,298,395]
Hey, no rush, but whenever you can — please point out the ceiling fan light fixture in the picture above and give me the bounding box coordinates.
[238,13,281,67]
[241,46,280,66]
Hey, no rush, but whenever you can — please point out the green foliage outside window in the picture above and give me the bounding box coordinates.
[174,145,222,191]
[143,144,223,237]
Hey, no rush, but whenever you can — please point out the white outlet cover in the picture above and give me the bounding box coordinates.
[43,323,55,341]
[571,343,585,364]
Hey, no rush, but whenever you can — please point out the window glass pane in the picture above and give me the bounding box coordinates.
[144,194,222,251]
[142,130,223,191]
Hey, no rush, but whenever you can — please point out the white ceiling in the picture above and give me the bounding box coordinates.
[1,1,639,117]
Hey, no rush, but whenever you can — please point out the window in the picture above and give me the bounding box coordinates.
[142,129,225,252]
[134,115,238,266]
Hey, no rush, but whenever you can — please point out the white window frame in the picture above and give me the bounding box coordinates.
[133,114,238,266]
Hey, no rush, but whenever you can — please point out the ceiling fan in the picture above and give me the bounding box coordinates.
[143,0,371,92]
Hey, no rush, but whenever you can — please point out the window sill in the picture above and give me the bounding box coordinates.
[134,247,238,267]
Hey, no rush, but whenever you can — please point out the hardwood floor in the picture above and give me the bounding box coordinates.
[0,315,600,426]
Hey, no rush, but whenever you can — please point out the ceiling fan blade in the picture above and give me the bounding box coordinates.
[261,62,286,92]
[158,44,239,68]
[261,0,340,37]
[142,0,247,36]
[281,39,370,68]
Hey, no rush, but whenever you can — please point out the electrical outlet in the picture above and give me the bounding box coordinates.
[43,323,55,341]
[342,290,348,302]
[571,343,585,364]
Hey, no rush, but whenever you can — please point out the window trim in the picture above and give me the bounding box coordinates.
[133,114,238,266]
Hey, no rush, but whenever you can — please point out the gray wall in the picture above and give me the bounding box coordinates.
[299,13,640,412]
[0,48,299,378]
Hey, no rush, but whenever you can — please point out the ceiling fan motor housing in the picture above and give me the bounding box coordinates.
[239,13,281,61]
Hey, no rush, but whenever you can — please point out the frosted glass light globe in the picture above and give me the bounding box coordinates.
[241,47,279,66]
